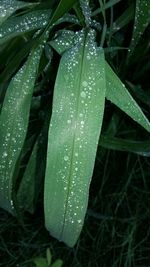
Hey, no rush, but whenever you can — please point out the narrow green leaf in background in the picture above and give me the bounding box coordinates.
[0,41,44,214]
[17,113,50,213]
[17,140,38,213]
[33,257,48,267]
[50,0,78,24]
[92,0,121,16]
[44,29,106,247]
[110,3,134,33]
[105,62,150,132]
[128,0,150,56]
[0,0,36,26]
[99,135,150,156]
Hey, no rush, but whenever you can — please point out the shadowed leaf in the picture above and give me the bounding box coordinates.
[105,62,150,132]
[0,40,45,214]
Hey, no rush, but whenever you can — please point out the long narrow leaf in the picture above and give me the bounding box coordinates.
[50,0,78,24]
[129,0,150,55]
[17,113,50,213]
[99,135,150,156]
[44,29,106,247]
[105,62,150,132]
[0,41,44,214]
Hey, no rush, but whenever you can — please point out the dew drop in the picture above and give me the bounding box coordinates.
[81,91,86,98]
[3,151,8,157]
[82,81,88,87]
[64,156,69,161]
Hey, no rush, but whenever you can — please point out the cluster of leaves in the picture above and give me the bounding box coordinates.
[0,0,150,266]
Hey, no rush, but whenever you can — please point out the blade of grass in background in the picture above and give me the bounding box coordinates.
[17,140,38,213]
[128,0,150,56]
[0,0,37,26]
[99,135,150,156]
[105,62,150,133]
[0,39,45,214]
[0,38,36,83]
[17,111,50,213]
[110,3,134,33]
[50,0,78,24]
[44,29,106,247]
[92,0,121,16]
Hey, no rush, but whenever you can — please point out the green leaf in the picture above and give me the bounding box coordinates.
[51,260,63,267]
[50,0,78,24]
[50,30,75,54]
[44,29,106,247]
[111,3,134,33]
[0,41,44,214]
[33,257,48,267]
[46,248,52,266]
[92,0,121,16]
[17,113,50,213]
[105,62,150,133]
[0,0,36,26]
[129,0,150,55]
[17,140,38,213]
[0,10,51,45]
[99,135,150,156]
[0,38,36,83]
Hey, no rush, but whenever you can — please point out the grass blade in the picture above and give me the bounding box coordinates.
[128,0,150,56]
[99,135,150,156]
[0,41,44,214]
[44,29,106,247]
[105,62,150,132]
[50,0,78,24]
[17,140,38,213]
[17,113,50,213]
[92,0,121,16]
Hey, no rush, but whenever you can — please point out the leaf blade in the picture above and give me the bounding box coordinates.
[0,41,44,214]
[44,30,106,247]
[129,0,150,55]
[0,10,51,45]
[105,62,150,132]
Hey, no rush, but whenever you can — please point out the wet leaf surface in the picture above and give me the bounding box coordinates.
[44,29,106,247]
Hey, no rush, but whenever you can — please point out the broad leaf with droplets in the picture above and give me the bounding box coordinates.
[105,62,150,132]
[129,0,150,55]
[0,0,36,26]
[0,9,79,45]
[44,29,106,247]
[50,30,75,54]
[0,41,44,214]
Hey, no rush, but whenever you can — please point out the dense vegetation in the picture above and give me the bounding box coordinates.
[0,0,150,266]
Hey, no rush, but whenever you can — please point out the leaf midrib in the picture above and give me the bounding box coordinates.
[60,31,88,239]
